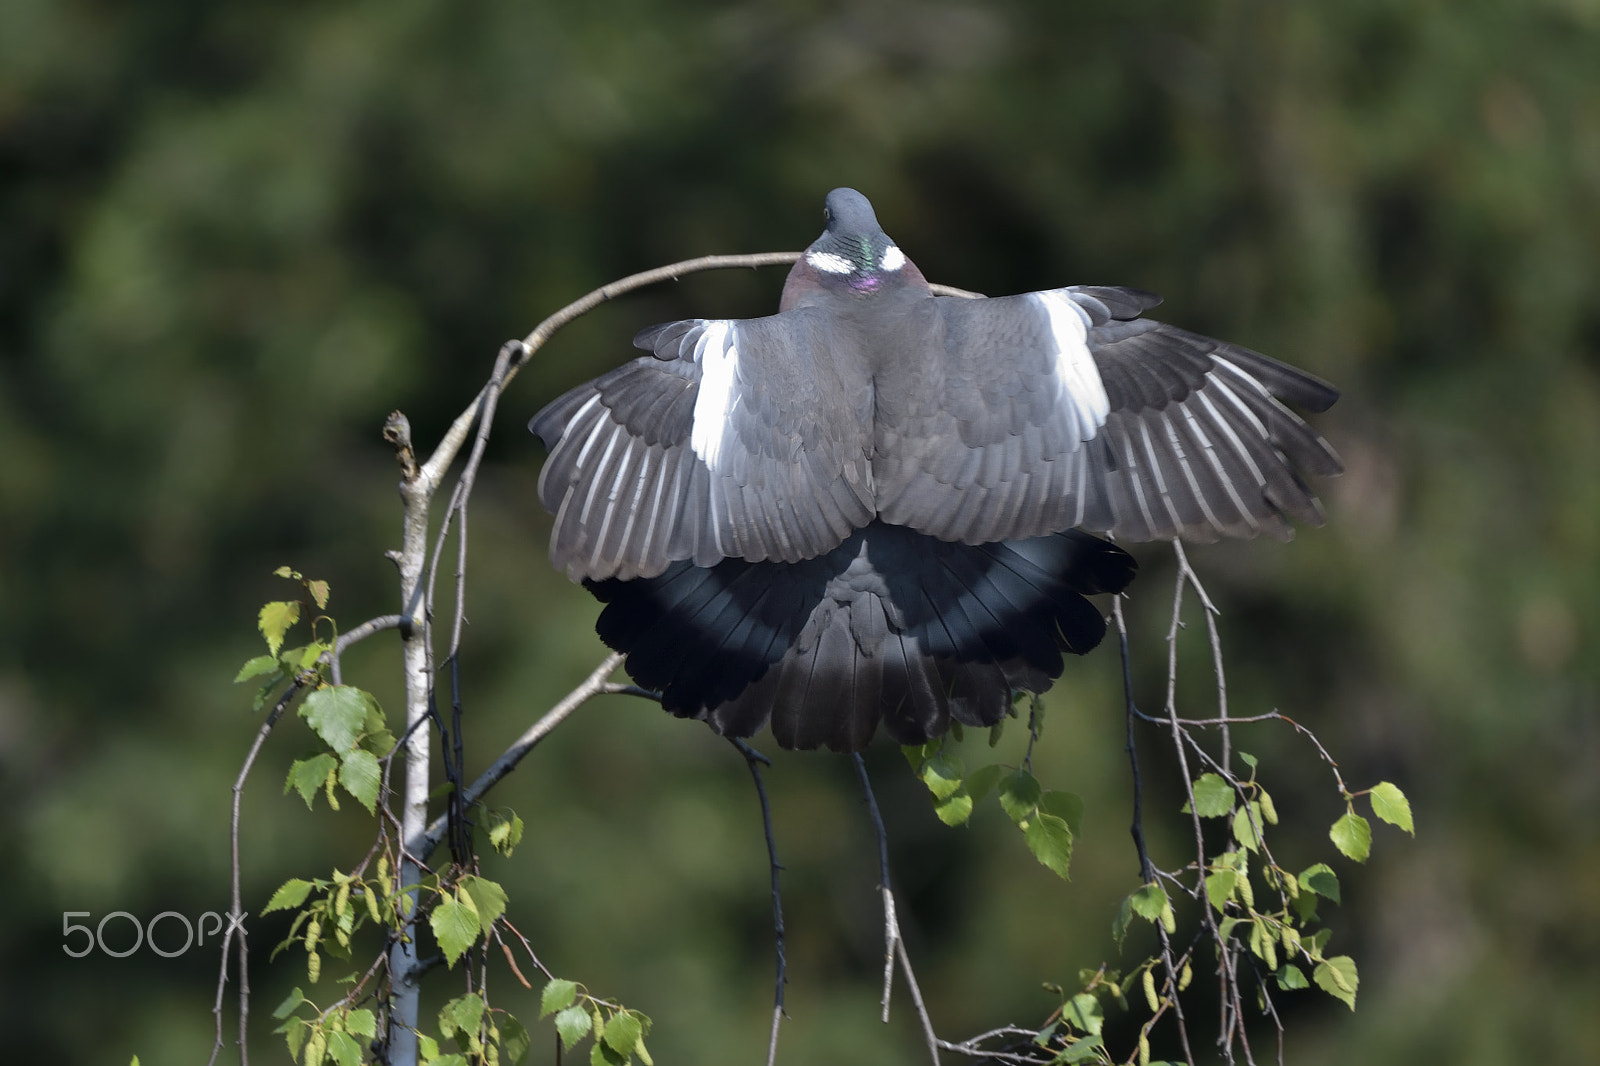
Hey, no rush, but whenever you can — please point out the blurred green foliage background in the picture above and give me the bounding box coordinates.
[3,0,1598,1062]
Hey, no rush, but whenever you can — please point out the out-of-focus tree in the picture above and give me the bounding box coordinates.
[3,1,1596,1063]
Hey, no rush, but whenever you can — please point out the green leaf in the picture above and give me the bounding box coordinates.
[919,752,965,801]
[1232,804,1261,851]
[324,1030,362,1066]
[1313,955,1359,1010]
[933,789,974,827]
[1238,751,1258,769]
[1061,993,1103,1036]
[1248,918,1278,969]
[344,1009,376,1039]
[1129,882,1168,922]
[499,1016,531,1065]
[965,763,1004,803]
[1023,812,1074,879]
[591,1039,627,1066]
[273,987,307,1019]
[282,641,330,671]
[266,879,317,914]
[1205,869,1238,912]
[1190,773,1234,817]
[998,769,1042,824]
[300,686,372,753]
[1330,811,1372,862]
[431,894,481,967]
[440,993,486,1039]
[1038,790,1084,836]
[1276,963,1310,990]
[307,579,331,609]
[601,1011,643,1058]
[553,1005,592,1050]
[286,754,338,809]
[259,600,301,657]
[236,655,282,683]
[460,875,508,929]
[541,980,578,1018]
[488,812,525,856]
[338,750,380,813]
[1111,894,1134,950]
[283,1020,310,1061]
[253,671,290,712]
[1298,863,1341,903]
[1060,1034,1105,1063]
[360,699,394,753]
[1369,781,1414,834]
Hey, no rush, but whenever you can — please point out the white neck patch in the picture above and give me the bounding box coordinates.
[879,245,905,272]
[806,250,854,275]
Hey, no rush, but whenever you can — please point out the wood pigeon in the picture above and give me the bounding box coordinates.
[530,188,1342,752]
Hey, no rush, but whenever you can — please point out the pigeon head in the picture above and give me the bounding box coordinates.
[801,188,911,296]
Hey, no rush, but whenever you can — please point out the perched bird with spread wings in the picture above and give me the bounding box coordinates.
[530,189,1341,752]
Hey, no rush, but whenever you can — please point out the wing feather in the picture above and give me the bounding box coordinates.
[870,287,1340,544]
[531,309,876,579]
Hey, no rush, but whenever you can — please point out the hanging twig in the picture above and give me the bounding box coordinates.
[853,754,942,1066]
[1113,596,1197,1066]
[1116,596,1155,886]
[208,679,305,1066]
[731,738,787,1066]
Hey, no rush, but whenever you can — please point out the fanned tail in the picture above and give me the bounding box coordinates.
[586,521,1135,752]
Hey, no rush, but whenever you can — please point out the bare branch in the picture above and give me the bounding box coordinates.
[328,614,404,686]
[731,738,787,1066]
[419,652,627,855]
[853,754,942,1065]
[928,283,986,299]
[521,253,802,356]
[210,680,303,1066]
[1171,540,1231,770]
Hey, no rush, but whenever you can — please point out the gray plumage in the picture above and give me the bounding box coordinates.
[530,188,1341,750]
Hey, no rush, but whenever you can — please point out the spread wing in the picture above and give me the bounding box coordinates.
[530,309,876,581]
[873,286,1343,544]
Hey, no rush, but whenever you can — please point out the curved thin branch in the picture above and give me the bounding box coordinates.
[419,257,989,489]
[854,754,941,1066]
[521,252,804,356]
[731,738,787,1066]
[418,652,628,855]
[328,614,404,686]
[209,680,304,1066]
[928,283,986,300]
